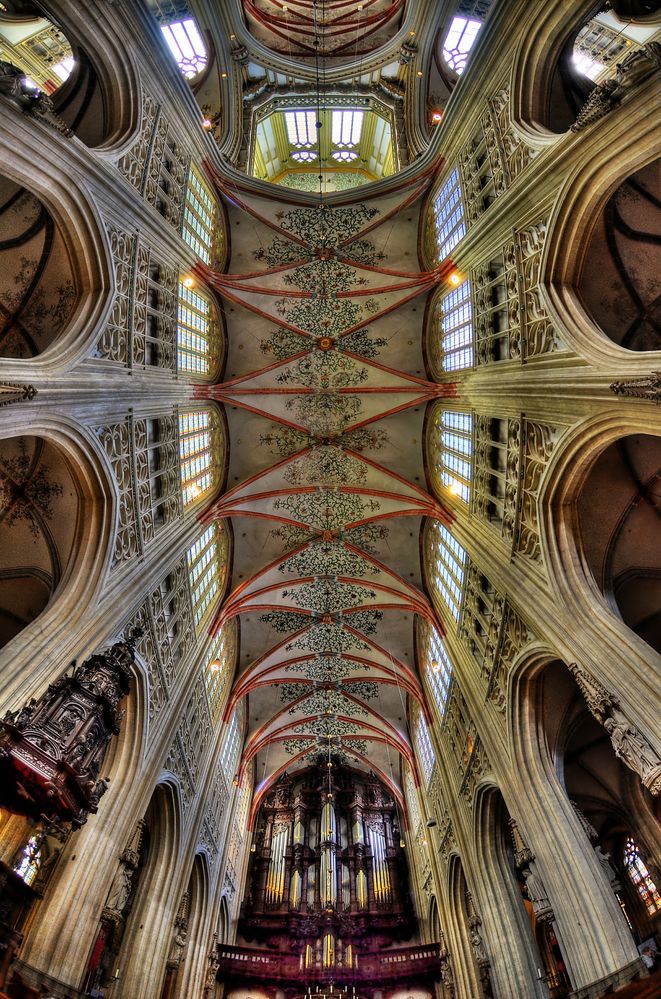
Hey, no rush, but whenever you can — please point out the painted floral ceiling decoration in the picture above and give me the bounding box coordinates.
[200,171,457,805]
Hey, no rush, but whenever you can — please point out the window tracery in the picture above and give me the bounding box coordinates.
[220,709,243,779]
[204,623,236,722]
[435,280,474,373]
[187,523,228,629]
[179,408,222,508]
[177,282,219,377]
[160,18,207,78]
[414,709,436,785]
[442,16,482,75]
[423,624,454,720]
[426,522,467,624]
[429,407,472,502]
[182,168,219,264]
[431,168,466,262]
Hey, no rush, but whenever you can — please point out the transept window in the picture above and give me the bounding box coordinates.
[179,408,220,508]
[187,523,226,628]
[624,837,661,915]
[182,168,216,264]
[160,18,207,78]
[433,409,472,501]
[432,168,466,261]
[415,710,435,785]
[439,279,473,371]
[177,281,215,376]
[428,522,467,623]
[442,16,482,74]
[426,625,454,718]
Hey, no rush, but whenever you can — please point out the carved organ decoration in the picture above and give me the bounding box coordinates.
[0,632,139,828]
[241,761,415,967]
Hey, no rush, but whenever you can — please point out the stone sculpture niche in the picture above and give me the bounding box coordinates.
[0,631,141,828]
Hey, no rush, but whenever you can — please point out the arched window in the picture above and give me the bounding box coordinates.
[427,522,467,623]
[14,835,42,887]
[425,624,454,719]
[177,281,218,376]
[182,167,218,264]
[178,408,222,508]
[187,522,227,629]
[438,279,473,372]
[623,837,661,916]
[160,18,207,78]
[432,168,466,262]
[442,16,482,75]
[430,408,472,501]
[414,709,435,785]
[204,622,235,721]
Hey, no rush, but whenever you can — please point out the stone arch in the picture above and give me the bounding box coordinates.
[119,780,184,999]
[173,852,211,999]
[506,650,645,989]
[472,783,550,998]
[0,148,112,364]
[0,423,114,696]
[541,131,660,366]
[539,414,661,667]
[217,892,231,944]
[429,893,442,941]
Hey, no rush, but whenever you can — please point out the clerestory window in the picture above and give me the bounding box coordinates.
[161,18,207,78]
[182,168,217,264]
[426,625,454,719]
[433,168,466,262]
[428,522,467,623]
[178,408,220,508]
[331,109,364,148]
[285,110,317,148]
[439,279,473,371]
[415,710,436,785]
[177,281,216,376]
[435,409,472,501]
[187,523,226,628]
[442,16,482,75]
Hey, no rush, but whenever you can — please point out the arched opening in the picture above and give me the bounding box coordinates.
[0,175,78,358]
[577,159,661,353]
[510,655,656,987]
[115,782,183,999]
[543,4,661,133]
[0,4,113,147]
[171,854,210,999]
[474,785,563,997]
[577,433,661,654]
[0,435,90,648]
[540,660,661,946]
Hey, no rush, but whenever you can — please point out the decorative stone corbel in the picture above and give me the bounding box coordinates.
[509,819,554,922]
[571,42,661,132]
[567,663,661,795]
[466,891,491,973]
[610,372,661,403]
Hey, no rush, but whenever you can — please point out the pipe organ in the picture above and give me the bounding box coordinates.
[239,760,416,968]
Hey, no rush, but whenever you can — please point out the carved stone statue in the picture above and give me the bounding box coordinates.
[522,863,554,922]
[105,864,134,916]
[604,709,661,795]
[594,845,622,891]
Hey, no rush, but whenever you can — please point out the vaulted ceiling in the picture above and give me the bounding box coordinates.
[200,171,455,807]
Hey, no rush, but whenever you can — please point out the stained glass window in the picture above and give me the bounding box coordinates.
[436,410,472,501]
[177,282,215,375]
[14,836,42,886]
[179,409,219,507]
[443,16,482,74]
[428,522,467,622]
[426,625,454,718]
[439,280,473,371]
[433,168,466,262]
[415,710,435,784]
[182,169,216,264]
[161,19,207,77]
[187,523,225,628]
[624,837,661,915]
